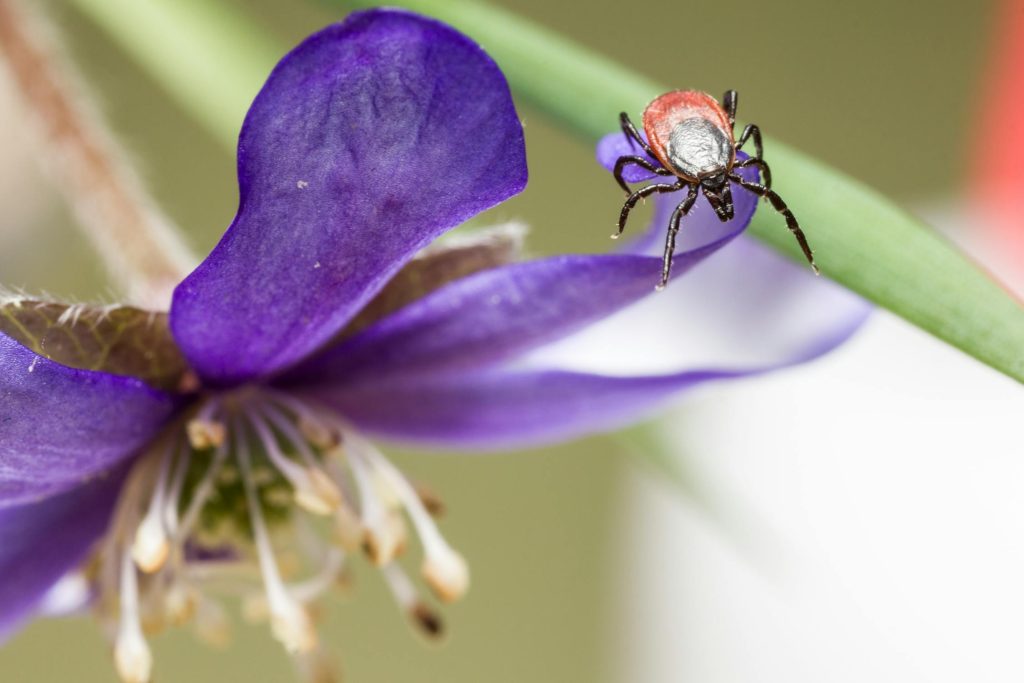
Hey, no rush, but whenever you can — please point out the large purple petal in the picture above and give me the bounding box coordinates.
[282,166,758,387]
[0,467,124,643]
[0,333,177,507]
[304,316,854,449]
[170,9,527,386]
[306,370,736,449]
[304,239,870,450]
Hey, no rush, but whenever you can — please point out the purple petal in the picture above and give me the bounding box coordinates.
[310,300,865,450]
[0,333,178,507]
[307,370,735,449]
[529,236,871,376]
[283,166,758,387]
[0,467,124,643]
[304,239,869,450]
[596,131,660,182]
[170,9,527,386]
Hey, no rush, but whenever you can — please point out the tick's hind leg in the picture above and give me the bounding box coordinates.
[615,179,686,239]
[731,175,819,274]
[613,155,672,194]
[620,112,658,158]
[733,156,772,191]
[658,183,701,289]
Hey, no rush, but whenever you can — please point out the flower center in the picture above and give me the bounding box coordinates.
[93,388,467,683]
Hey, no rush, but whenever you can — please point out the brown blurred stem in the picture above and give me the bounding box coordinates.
[0,0,194,308]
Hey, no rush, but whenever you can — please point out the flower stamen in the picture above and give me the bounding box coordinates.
[176,436,230,540]
[186,399,227,450]
[381,562,444,640]
[346,447,407,566]
[131,438,177,573]
[114,544,153,683]
[353,436,468,602]
[258,402,343,514]
[248,409,340,516]
[162,439,191,535]
[264,392,467,601]
[235,420,318,654]
[93,388,466,678]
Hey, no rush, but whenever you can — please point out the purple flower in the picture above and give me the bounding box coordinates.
[0,8,868,681]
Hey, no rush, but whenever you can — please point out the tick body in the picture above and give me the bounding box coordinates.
[613,89,818,289]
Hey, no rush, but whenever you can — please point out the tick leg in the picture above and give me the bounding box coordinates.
[722,90,738,131]
[620,112,658,158]
[616,180,685,239]
[613,155,672,193]
[735,123,765,161]
[658,184,700,289]
[733,156,773,192]
[730,175,819,274]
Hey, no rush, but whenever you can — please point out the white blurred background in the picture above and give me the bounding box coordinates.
[615,303,1024,682]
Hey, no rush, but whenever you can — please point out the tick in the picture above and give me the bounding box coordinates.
[612,89,818,289]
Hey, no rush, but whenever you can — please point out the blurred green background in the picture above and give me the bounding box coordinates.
[0,0,994,681]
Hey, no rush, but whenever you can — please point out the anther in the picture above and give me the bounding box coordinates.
[356,441,469,602]
[262,392,340,450]
[187,419,227,450]
[332,500,364,552]
[298,414,340,450]
[114,547,153,683]
[249,411,340,516]
[269,590,317,654]
[347,452,406,566]
[421,548,469,604]
[411,603,445,639]
[132,440,176,573]
[131,513,170,574]
[301,467,344,515]
[260,404,345,509]
[295,647,340,683]
[361,511,407,566]
[415,483,446,518]
[381,563,444,640]
[114,627,153,683]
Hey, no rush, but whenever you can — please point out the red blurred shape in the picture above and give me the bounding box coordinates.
[970,0,1024,271]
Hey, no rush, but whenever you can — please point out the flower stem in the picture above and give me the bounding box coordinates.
[0,0,195,308]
